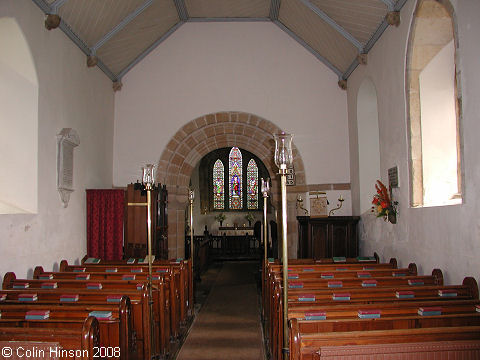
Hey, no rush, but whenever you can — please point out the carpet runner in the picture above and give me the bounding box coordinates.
[176,261,265,360]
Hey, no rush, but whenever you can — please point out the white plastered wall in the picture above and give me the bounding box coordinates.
[348,0,480,285]
[0,0,114,283]
[113,21,350,195]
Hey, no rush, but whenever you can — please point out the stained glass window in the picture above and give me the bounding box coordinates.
[229,147,243,209]
[213,159,224,209]
[247,159,258,209]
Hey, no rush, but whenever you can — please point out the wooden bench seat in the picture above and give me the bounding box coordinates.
[2,274,164,359]
[0,289,157,360]
[31,267,178,344]
[0,302,130,360]
[289,322,480,360]
[58,260,188,331]
[0,316,99,360]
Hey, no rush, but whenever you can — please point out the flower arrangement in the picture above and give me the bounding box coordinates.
[245,213,255,225]
[214,213,226,225]
[371,180,398,223]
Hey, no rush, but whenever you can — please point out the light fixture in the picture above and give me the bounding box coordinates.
[261,178,270,329]
[141,163,155,358]
[273,132,293,171]
[273,131,293,359]
[142,164,155,187]
[188,188,195,305]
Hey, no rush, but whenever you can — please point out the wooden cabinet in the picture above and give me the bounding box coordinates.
[297,216,359,259]
[124,183,168,259]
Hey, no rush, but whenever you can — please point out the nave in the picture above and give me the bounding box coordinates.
[176,261,264,360]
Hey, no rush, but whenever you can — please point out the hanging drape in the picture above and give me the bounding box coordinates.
[86,189,124,260]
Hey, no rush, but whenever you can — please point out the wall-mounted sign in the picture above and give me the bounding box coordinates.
[57,128,80,208]
[286,166,295,186]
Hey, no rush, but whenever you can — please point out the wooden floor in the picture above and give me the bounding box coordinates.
[175,261,265,360]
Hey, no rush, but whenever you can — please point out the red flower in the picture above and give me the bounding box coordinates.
[380,201,388,209]
[372,198,379,205]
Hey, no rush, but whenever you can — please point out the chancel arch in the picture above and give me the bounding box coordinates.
[155,111,306,258]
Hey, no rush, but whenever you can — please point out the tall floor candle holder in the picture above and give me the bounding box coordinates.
[142,164,155,359]
[273,132,293,359]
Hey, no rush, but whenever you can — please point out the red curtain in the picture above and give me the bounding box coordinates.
[86,189,124,260]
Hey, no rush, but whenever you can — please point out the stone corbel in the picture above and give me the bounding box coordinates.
[386,11,400,27]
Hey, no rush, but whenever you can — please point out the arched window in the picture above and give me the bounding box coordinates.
[247,159,259,210]
[229,147,243,209]
[213,159,224,210]
[407,0,462,207]
[0,18,38,214]
[200,147,267,212]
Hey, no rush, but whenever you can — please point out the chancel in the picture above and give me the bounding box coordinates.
[1,0,479,359]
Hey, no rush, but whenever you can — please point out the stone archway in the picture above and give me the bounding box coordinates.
[156,111,306,258]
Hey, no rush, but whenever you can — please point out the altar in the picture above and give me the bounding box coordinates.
[209,226,259,260]
[218,226,254,236]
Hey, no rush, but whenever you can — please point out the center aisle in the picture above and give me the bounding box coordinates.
[176,261,265,360]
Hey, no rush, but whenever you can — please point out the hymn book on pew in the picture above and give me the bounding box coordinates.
[41,282,58,289]
[60,294,79,302]
[305,311,326,320]
[358,309,381,319]
[0,294,6,302]
[418,307,442,316]
[84,257,101,264]
[19,293,37,301]
[362,279,377,287]
[25,310,50,320]
[89,310,113,320]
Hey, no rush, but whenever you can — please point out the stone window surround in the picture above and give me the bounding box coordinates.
[406,0,463,207]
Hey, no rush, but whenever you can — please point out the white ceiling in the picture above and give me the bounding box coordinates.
[32,0,407,84]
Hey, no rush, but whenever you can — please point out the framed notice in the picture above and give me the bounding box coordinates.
[310,192,328,218]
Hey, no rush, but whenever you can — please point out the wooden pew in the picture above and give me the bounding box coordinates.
[38,265,177,343]
[79,256,193,320]
[0,288,153,360]
[2,273,162,360]
[59,260,186,333]
[281,277,479,360]
[289,321,480,360]
[0,316,99,360]
[0,302,130,360]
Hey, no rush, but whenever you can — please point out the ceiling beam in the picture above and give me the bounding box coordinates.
[92,0,155,53]
[31,0,118,81]
[117,21,185,79]
[273,20,343,78]
[50,0,69,13]
[188,17,270,23]
[173,0,189,21]
[269,0,281,21]
[341,0,408,80]
[379,0,395,11]
[299,0,363,51]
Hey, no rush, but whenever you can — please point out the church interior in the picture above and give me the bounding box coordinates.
[1,0,480,358]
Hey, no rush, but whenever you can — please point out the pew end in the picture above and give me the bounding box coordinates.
[408,263,417,276]
[33,266,44,279]
[432,268,444,285]
[389,258,397,268]
[59,259,68,271]
[2,272,16,289]
[82,316,100,358]
[463,277,479,299]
